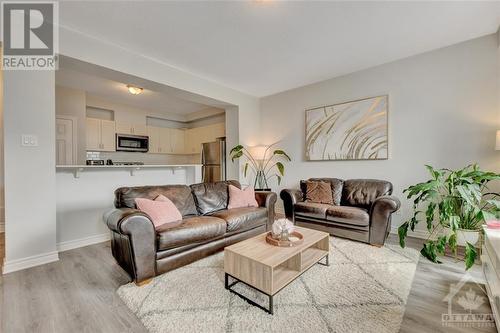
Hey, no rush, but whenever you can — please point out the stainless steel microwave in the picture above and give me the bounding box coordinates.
[116,134,149,152]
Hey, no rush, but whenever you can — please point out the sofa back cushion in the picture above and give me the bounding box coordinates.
[190,180,241,215]
[341,179,393,208]
[114,184,198,217]
[300,178,343,205]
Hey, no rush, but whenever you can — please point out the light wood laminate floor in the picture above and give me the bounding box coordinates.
[0,234,496,333]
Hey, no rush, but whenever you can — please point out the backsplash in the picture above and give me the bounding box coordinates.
[86,151,201,165]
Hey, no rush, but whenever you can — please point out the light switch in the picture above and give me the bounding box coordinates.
[21,134,38,147]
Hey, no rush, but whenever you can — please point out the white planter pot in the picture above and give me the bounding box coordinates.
[445,227,480,246]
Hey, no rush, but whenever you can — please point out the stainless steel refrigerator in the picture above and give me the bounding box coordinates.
[201,138,226,183]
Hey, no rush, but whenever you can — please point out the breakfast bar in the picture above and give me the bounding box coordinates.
[55,164,202,251]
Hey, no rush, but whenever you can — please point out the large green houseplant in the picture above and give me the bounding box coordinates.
[229,144,291,190]
[398,164,500,270]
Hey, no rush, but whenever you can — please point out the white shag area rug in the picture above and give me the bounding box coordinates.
[117,237,420,333]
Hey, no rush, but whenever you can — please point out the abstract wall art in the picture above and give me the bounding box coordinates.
[305,95,388,161]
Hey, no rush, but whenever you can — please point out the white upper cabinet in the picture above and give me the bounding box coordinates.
[170,128,185,154]
[145,122,224,155]
[100,120,116,151]
[184,123,225,155]
[86,118,116,152]
[147,126,160,154]
[86,118,101,151]
[159,127,171,154]
[115,122,148,136]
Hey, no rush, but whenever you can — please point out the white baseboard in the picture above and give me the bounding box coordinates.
[2,251,59,274]
[57,233,110,252]
[390,226,429,240]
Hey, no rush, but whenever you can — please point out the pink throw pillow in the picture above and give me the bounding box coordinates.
[135,195,182,229]
[227,185,258,209]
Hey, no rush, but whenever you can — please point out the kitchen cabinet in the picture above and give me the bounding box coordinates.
[147,126,160,153]
[185,123,225,154]
[170,128,185,154]
[185,128,201,154]
[159,127,171,154]
[147,123,224,155]
[115,122,148,136]
[86,118,116,151]
[147,126,171,154]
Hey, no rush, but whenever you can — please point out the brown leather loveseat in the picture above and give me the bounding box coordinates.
[105,180,277,284]
[280,178,400,247]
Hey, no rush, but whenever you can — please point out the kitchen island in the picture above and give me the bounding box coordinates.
[56,164,202,252]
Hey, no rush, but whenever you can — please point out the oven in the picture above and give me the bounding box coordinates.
[116,134,149,152]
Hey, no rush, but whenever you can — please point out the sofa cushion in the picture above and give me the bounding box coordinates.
[156,216,226,251]
[301,178,344,205]
[341,179,392,208]
[303,180,334,204]
[190,180,241,215]
[115,185,197,216]
[326,205,370,227]
[227,185,258,209]
[294,202,333,219]
[211,207,267,232]
[135,195,182,229]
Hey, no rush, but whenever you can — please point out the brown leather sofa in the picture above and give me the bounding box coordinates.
[104,180,277,284]
[280,178,400,246]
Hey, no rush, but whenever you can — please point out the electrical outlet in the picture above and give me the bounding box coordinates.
[21,134,38,147]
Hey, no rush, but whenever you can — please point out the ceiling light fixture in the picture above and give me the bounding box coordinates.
[127,85,143,95]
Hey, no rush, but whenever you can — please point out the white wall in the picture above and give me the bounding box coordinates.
[0,48,4,233]
[55,86,87,164]
[56,166,200,251]
[59,27,261,154]
[3,70,58,273]
[260,34,499,235]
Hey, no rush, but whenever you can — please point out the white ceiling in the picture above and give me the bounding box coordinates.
[56,67,213,116]
[59,1,500,97]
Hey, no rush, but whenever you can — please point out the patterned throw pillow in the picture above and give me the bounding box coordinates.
[304,180,334,205]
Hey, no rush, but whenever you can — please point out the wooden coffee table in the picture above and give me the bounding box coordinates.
[224,226,330,314]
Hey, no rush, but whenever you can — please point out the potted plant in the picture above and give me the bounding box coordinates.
[229,143,291,190]
[398,164,500,270]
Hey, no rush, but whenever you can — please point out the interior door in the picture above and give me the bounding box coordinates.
[56,118,75,165]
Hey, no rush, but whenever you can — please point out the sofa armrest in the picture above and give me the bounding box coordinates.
[255,191,277,231]
[369,195,401,246]
[104,208,156,283]
[280,189,303,221]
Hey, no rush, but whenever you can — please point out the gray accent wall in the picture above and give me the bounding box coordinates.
[260,34,499,236]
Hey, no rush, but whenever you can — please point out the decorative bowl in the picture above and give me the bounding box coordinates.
[265,231,304,247]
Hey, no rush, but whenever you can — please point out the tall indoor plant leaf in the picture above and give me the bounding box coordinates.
[399,164,500,270]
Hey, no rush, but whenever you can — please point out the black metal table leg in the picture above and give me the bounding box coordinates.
[318,254,330,266]
[269,295,273,315]
[225,273,229,289]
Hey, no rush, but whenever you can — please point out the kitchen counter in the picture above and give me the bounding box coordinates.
[56,164,202,178]
[56,163,202,252]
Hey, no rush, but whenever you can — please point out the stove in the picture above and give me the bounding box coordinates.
[113,162,145,166]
